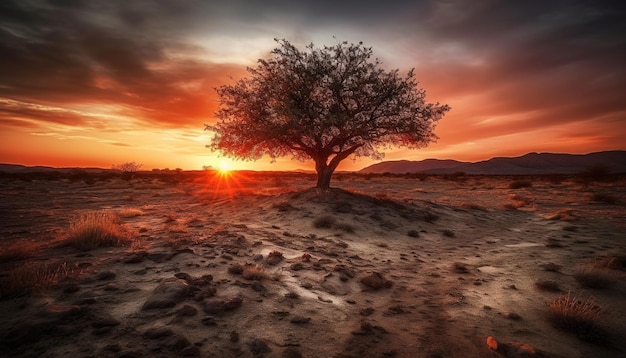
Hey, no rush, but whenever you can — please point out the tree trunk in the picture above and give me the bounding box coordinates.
[316,165,334,189]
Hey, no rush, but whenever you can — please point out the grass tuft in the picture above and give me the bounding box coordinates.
[242,264,268,280]
[574,265,617,289]
[548,292,607,343]
[0,261,80,297]
[64,211,132,251]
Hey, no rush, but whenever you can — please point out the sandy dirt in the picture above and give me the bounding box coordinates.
[0,171,625,358]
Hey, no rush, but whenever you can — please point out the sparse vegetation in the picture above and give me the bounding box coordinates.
[0,261,80,297]
[509,180,533,189]
[574,265,617,289]
[548,292,607,343]
[242,264,268,280]
[63,211,132,251]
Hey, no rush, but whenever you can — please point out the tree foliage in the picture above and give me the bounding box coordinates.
[206,39,450,188]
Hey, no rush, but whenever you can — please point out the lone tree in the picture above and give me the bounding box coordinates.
[206,39,450,189]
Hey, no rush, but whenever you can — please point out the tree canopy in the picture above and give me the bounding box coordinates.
[206,39,450,189]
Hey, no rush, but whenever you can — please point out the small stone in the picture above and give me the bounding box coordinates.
[249,338,271,355]
[143,327,174,339]
[360,272,392,290]
[96,271,116,281]
[504,312,521,320]
[176,305,198,317]
[201,316,217,326]
[290,315,311,324]
[486,336,498,350]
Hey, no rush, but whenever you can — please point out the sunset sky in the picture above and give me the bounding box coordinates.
[1,0,624,171]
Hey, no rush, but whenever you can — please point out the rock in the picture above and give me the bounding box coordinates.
[166,334,192,351]
[290,262,304,271]
[142,279,189,310]
[63,283,80,293]
[249,338,271,355]
[504,312,521,320]
[251,281,266,292]
[123,253,146,264]
[201,316,217,326]
[360,272,392,290]
[92,317,121,328]
[174,272,191,281]
[267,255,283,265]
[203,297,242,314]
[290,315,311,324]
[486,336,498,350]
[96,271,116,281]
[228,263,244,274]
[181,345,201,356]
[144,327,174,339]
[282,347,303,358]
[176,305,198,317]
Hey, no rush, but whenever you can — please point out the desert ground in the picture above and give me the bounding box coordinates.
[0,170,624,358]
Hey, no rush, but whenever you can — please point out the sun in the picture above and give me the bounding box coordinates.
[217,158,232,174]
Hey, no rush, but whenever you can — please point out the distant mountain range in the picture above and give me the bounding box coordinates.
[0,164,107,173]
[359,151,626,175]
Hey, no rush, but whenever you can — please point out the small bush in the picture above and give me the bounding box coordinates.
[64,211,131,251]
[509,180,533,189]
[313,215,336,229]
[242,264,268,280]
[548,292,607,343]
[574,266,616,289]
[535,280,561,292]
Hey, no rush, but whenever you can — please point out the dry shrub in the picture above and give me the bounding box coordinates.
[594,255,626,271]
[0,261,80,297]
[64,211,132,251]
[574,265,617,289]
[242,264,268,280]
[509,180,533,189]
[535,280,561,292]
[313,215,336,228]
[548,292,607,343]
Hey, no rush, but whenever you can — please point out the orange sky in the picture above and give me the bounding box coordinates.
[1,1,624,171]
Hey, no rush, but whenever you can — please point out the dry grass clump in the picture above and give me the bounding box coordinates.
[509,180,533,189]
[548,292,607,343]
[64,211,132,251]
[574,265,617,289]
[242,264,268,280]
[535,280,561,292]
[0,261,80,297]
[313,215,336,228]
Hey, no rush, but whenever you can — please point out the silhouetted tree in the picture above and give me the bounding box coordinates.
[112,161,142,181]
[206,39,450,189]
